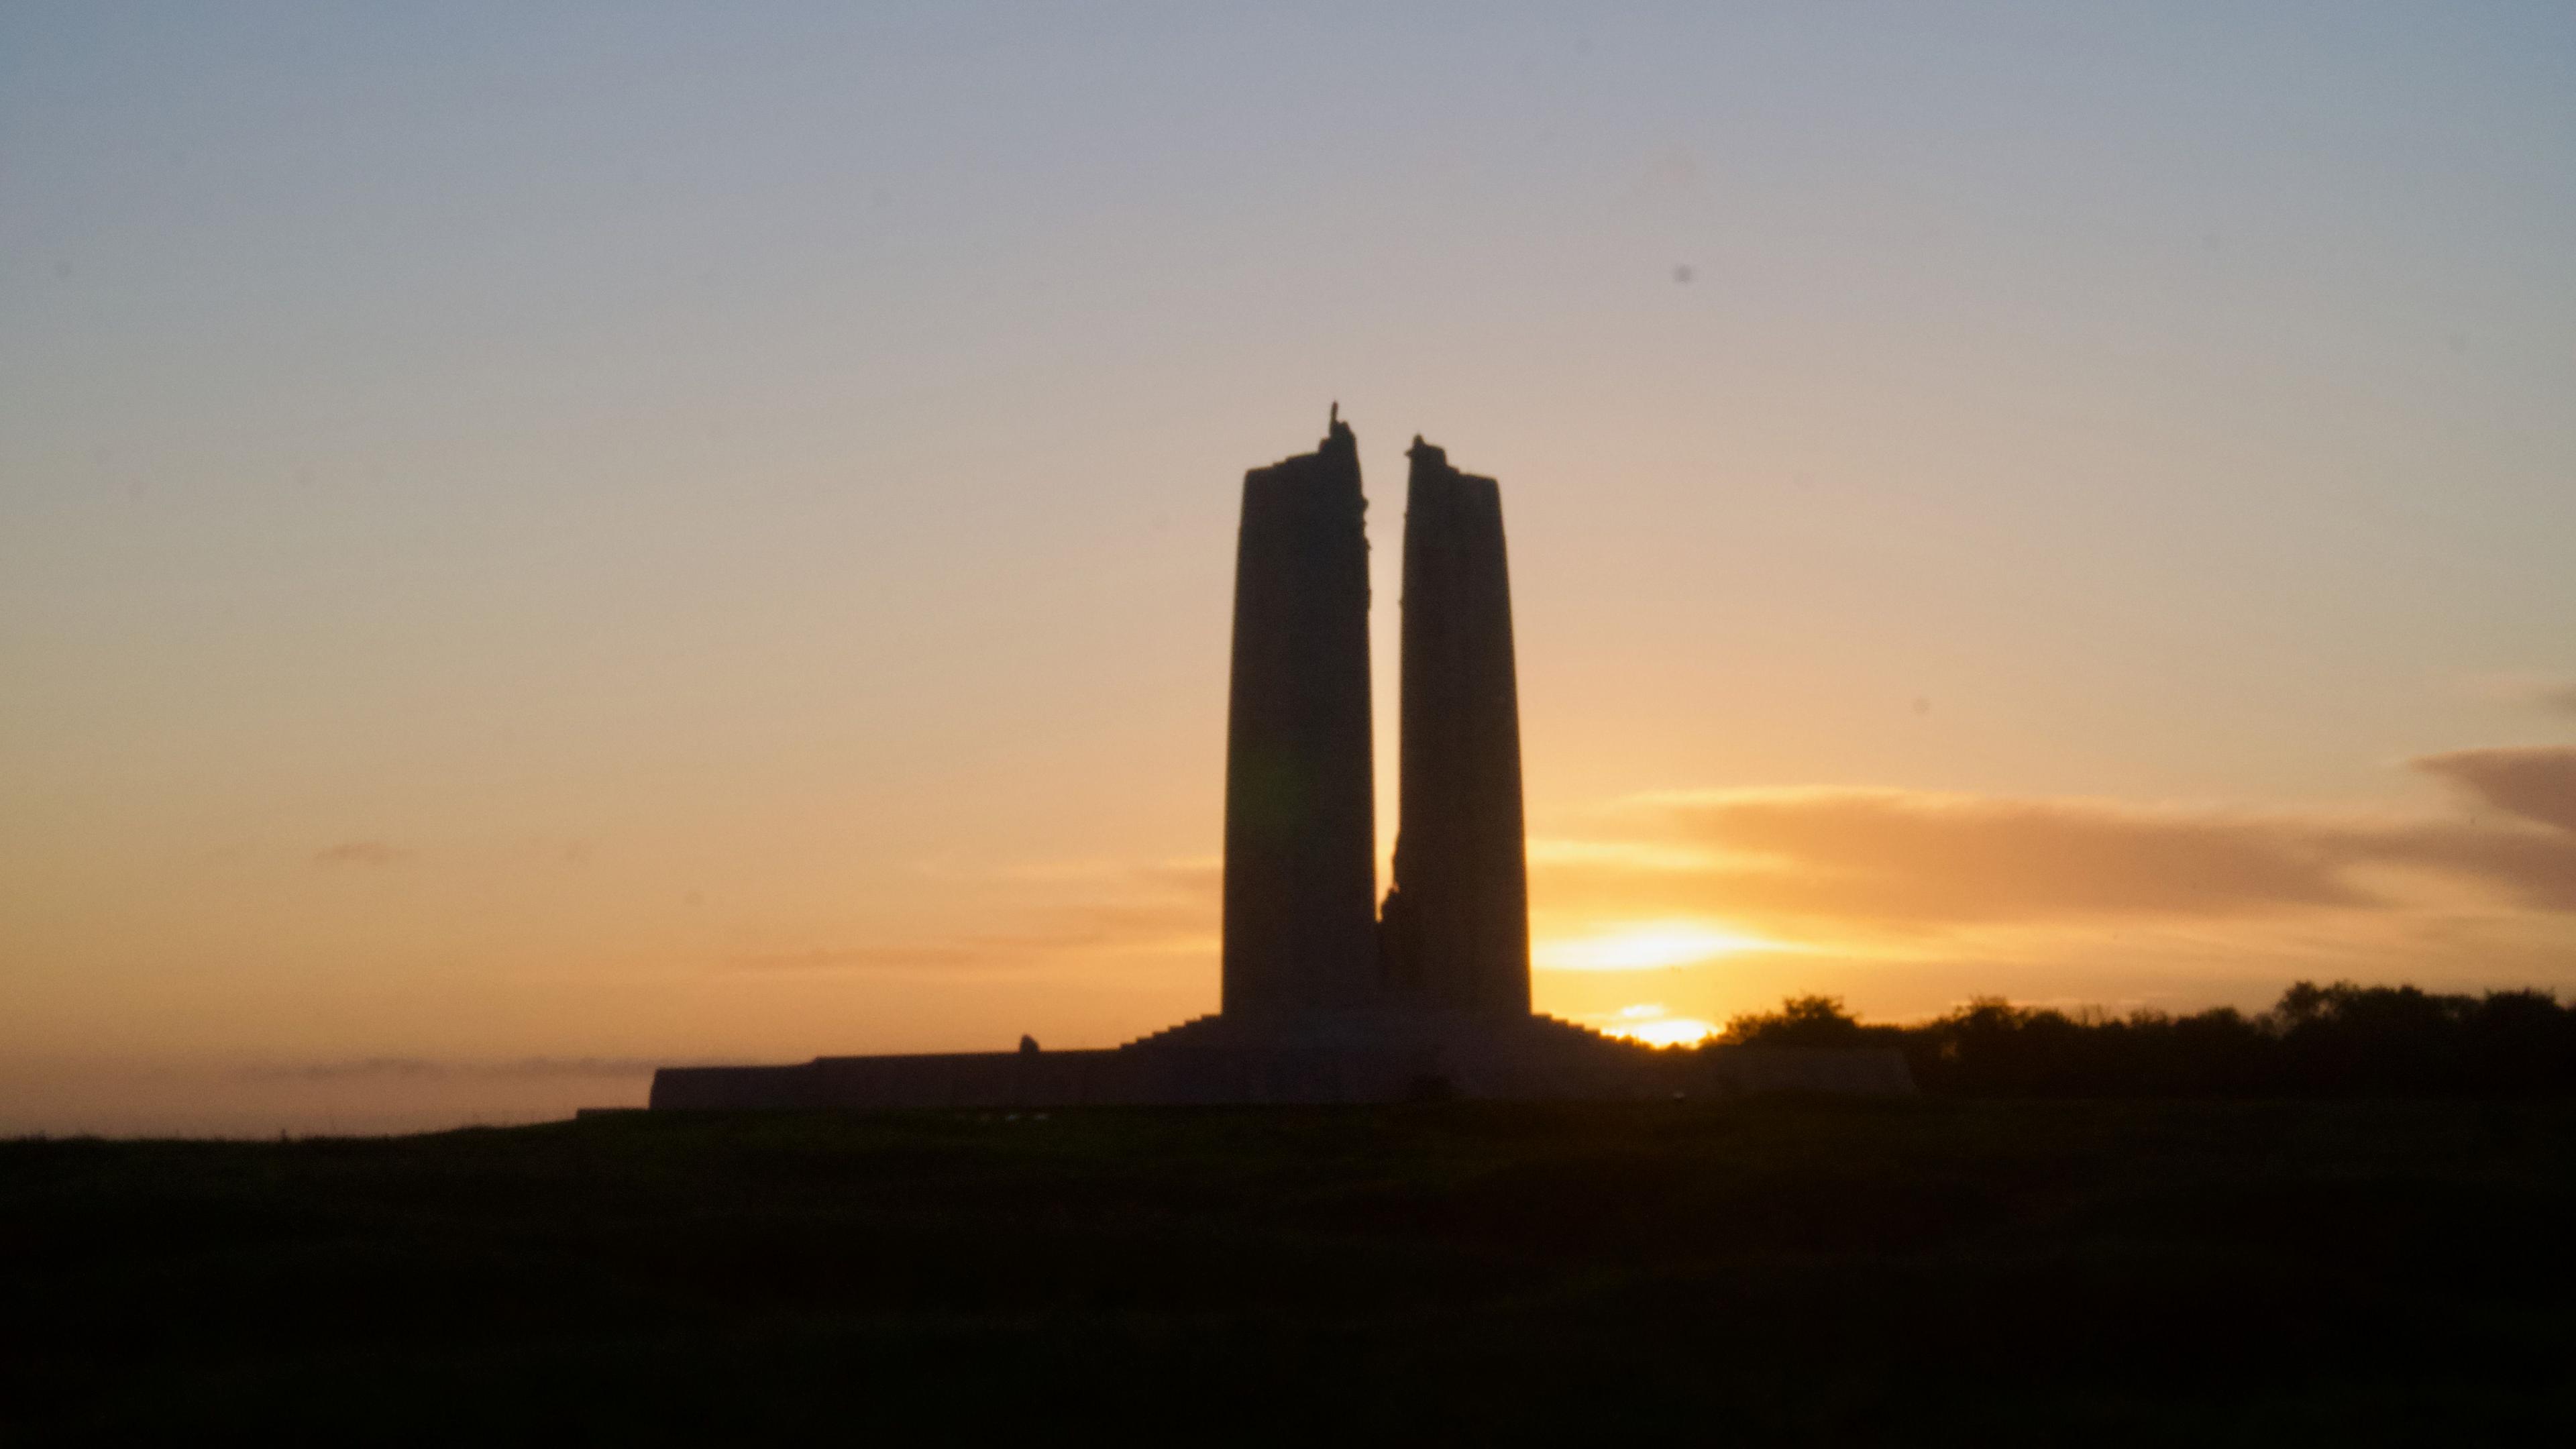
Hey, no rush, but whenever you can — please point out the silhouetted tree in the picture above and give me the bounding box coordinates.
[1720,995,1890,1050]
[1706,982,2576,1097]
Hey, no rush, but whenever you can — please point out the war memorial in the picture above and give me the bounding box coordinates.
[651,414,1911,1109]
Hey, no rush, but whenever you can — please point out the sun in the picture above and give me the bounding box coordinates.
[1594,1004,1719,1046]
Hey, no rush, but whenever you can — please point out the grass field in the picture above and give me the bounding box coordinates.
[7,1098,2571,1442]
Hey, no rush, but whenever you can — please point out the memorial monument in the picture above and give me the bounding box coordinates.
[649,411,1913,1108]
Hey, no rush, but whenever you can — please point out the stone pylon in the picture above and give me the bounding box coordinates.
[1379,436,1532,1017]
[1220,408,1381,1015]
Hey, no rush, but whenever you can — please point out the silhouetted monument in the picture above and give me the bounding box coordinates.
[1378,437,1532,1017]
[647,410,1914,1109]
[1221,407,1380,1015]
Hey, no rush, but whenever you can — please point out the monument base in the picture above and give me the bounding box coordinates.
[647,1012,1913,1111]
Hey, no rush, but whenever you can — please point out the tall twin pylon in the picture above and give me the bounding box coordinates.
[1220,409,1531,1020]
[1219,407,1381,1014]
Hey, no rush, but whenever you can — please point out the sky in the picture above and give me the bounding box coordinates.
[5,2,2573,1134]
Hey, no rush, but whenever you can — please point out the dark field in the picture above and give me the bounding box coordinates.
[7,1099,2573,1442]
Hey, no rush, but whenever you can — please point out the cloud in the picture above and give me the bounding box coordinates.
[727,859,1219,974]
[731,945,1004,972]
[1575,788,2382,924]
[710,772,2576,994]
[975,857,1221,890]
[244,1057,668,1081]
[1539,763,2576,933]
[2413,747,2576,835]
[313,841,409,867]
[2468,673,2576,716]
[1527,839,1730,872]
[2392,749,2576,910]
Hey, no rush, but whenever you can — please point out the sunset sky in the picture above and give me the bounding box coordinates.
[7,3,2574,1134]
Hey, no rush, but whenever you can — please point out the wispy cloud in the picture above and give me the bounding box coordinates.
[1536,920,1803,971]
[1526,838,1731,872]
[313,840,409,867]
[727,859,1219,974]
[723,765,2576,996]
[1537,752,2576,935]
[1558,788,2381,924]
[2414,746,2576,835]
[2467,673,2576,716]
[243,1057,669,1081]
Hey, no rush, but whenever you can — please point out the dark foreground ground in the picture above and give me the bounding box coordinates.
[6,1099,2572,1444]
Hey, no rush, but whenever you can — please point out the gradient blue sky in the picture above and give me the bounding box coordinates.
[5,3,2573,1132]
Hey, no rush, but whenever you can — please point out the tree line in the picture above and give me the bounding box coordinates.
[1711,981,2576,1095]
